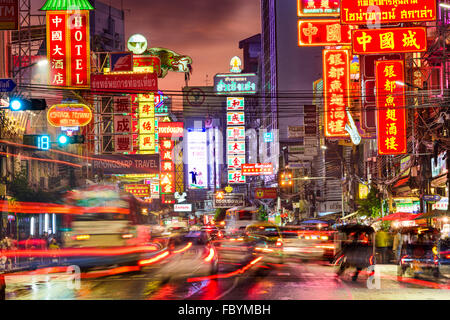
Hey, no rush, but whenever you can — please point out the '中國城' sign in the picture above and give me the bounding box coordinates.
[375,60,407,156]
[340,0,437,25]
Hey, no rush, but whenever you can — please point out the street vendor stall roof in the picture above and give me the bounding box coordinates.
[414,210,449,220]
[378,212,420,221]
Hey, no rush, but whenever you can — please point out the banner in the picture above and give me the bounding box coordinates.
[255,188,278,199]
[91,73,158,92]
[91,154,160,174]
[375,60,407,155]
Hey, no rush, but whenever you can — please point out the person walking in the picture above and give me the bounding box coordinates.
[392,230,403,263]
[375,228,390,264]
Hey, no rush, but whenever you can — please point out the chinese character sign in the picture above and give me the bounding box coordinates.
[68,12,90,86]
[323,49,350,137]
[340,0,437,25]
[47,12,68,87]
[227,112,245,125]
[298,20,355,46]
[160,138,175,194]
[228,170,246,184]
[227,126,245,140]
[352,27,427,55]
[46,10,90,88]
[115,115,131,134]
[375,60,407,155]
[298,0,340,17]
[227,97,245,110]
[115,135,132,153]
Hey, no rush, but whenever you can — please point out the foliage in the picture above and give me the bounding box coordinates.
[214,208,226,222]
[356,186,382,218]
[258,205,268,221]
[7,170,60,203]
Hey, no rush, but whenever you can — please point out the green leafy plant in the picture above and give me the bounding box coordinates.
[258,205,268,221]
[214,208,226,222]
[356,185,382,218]
[7,170,59,203]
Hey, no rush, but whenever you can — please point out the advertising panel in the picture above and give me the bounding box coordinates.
[227,126,245,140]
[91,72,158,92]
[242,163,274,176]
[227,155,246,169]
[227,97,245,110]
[158,122,184,138]
[227,141,246,155]
[375,60,407,155]
[214,73,258,95]
[213,193,245,208]
[227,112,245,126]
[352,27,427,55]
[47,103,92,127]
[255,188,278,199]
[174,204,192,212]
[124,184,150,197]
[228,170,246,184]
[187,129,208,189]
[0,0,19,30]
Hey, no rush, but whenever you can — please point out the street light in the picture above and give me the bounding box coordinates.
[395,80,421,89]
[439,3,450,9]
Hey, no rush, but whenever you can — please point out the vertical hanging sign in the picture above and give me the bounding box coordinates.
[43,0,92,88]
[375,60,407,155]
[323,49,350,138]
[47,12,69,87]
[68,11,90,87]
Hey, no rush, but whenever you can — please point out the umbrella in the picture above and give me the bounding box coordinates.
[379,212,420,221]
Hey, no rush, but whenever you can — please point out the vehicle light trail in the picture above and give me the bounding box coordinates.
[187,256,263,282]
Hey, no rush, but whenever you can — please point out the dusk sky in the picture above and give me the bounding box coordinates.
[115,0,261,91]
[33,0,261,108]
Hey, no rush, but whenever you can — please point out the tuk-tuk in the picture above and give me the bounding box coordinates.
[396,226,441,278]
[333,224,376,281]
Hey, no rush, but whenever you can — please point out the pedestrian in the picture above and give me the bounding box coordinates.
[375,228,390,264]
[392,230,403,263]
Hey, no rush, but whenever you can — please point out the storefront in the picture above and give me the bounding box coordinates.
[393,197,421,214]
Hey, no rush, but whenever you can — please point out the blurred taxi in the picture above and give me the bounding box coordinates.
[143,230,218,280]
[245,222,284,264]
[279,226,336,262]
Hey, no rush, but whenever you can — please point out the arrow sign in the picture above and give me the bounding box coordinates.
[0,79,16,92]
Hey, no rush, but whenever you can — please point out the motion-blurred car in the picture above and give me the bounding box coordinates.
[201,225,223,240]
[397,227,440,278]
[245,222,284,264]
[279,226,328,261]
[438,237,450,278]
[147,230,218,280]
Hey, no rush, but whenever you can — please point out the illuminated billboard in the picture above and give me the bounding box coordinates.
[340,0,437,25]
[298,0,340,17]
[298,20,355,46]
[375,60,407,155]
[352,27,427,55]
[187,129,208,189]
[214,73,258,95]
[323,49,350,138]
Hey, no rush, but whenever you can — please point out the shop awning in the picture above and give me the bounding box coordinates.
[414,210,449,220]
[379,212,420,221]
[393,176,410,188]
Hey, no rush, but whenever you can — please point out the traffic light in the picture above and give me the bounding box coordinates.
[9,98,46,111]
[280,171,293,188]
[58,134,85,145]
[23,135,51,150]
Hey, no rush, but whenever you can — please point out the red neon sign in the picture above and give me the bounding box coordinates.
[47,12,68,87]
[375,60,407,155]
[68,11,90,87]
[298,0,340,17]
[352,27,427,55]
[323,49,350,138]
[241,163,274,176]
[298,20,355,46]
[46,11,90,88]
[340,0,437,25]
[158,122,184,138]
